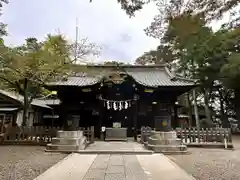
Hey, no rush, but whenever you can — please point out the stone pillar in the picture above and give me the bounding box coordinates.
[46,130,87,152]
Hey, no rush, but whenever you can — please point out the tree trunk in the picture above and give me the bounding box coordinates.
[186,92,193,127]
[193,89,200,129]
[219,88,229,128]
[22,78,29,126]
[235,89,240,128]
[203,88,212,123]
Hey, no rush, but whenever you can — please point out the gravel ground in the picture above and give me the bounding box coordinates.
[0,146,67,180]
[167,136,240,180]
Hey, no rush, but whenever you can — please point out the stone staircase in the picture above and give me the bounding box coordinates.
[46,130,87,153]
[145,131,188,154]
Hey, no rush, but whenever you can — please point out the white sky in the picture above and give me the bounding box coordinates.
[1,0,235,63]
[1,0,160,63]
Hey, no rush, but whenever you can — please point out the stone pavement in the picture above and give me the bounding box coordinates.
[83,141,152,154]
[34,153,195,180]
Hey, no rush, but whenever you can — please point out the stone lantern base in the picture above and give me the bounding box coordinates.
[46,130,87,153]
[145,131,187,154]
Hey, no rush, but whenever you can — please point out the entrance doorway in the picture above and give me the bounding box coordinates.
[102,106,134,137]
[99,73,137,137]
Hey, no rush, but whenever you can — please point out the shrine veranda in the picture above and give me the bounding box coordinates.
[46,64,195,139]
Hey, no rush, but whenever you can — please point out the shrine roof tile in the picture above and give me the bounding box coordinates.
[126,68,195,87]
[47,76,101,87]
[46,65,196,87]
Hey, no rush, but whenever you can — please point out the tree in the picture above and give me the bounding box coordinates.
[103,61,126,66]
[155,8,240,127]
[0,0,8,41]
[145,0,240,39]
[70,37,101,63]
[0,37,69,126]
[90,0,150,17]
[0,33,101,126]
[135,45,175,65]
[140,0,240,128]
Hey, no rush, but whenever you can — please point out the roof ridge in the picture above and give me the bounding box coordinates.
[0,89,52,109]
[71,64,167,68]
[173,74,197,83]
[163,67,196,83]
[164,66,175,79]
[0,89,24,103]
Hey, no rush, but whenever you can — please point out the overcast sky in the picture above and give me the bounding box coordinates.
[1,0,233,64]
[1,0,160,63]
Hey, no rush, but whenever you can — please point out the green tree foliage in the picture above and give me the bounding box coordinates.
[103,61,126,66]
[164,13,240,127]
[135,45,174,65]
[142,0,240,127]
[0,36,69,125]
[90,0,150,17]
[0,33,100,125]
[145,0,240,39]
[0,0,8,41]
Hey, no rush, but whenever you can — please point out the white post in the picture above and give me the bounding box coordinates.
[224,138,227,149]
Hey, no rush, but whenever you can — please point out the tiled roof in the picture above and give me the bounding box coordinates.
[47,76,101,87]
[46,65,195,87]
[0,89,52,109]
[0,107,19,111]
[35,99,61,105]
[31,99,53,109]
[125,67,195,87]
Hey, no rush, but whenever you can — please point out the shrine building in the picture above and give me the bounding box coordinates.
[46,64,196,139]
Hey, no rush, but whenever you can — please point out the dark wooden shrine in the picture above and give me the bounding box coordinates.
[46,64,195,140]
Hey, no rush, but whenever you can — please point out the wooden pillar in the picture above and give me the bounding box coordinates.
[174,105,178,128]
[60,101,67,130]
[133,95,138,141]
[99,98,104,140]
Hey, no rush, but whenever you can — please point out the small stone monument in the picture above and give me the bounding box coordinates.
[46,130,87,152]
[46,116,87,152]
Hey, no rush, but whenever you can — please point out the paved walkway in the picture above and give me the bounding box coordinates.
[84,141,152,154]
[34,153,195,180]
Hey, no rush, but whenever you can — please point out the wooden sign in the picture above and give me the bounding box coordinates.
[82,88,92,92]
[144,89,154,93]
[113,122,121,128]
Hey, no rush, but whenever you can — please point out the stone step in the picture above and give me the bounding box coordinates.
[148,137,182,145]
[44,149,153,154]
[52,137,86,145]
[57,131,83,139]
[46,143,86,151]
[160,150,190,155]
[150,131,177,139]
[147,144,187,153]
[104,138,128,141]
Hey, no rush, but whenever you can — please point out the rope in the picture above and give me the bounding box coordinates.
[98,96,135,102]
